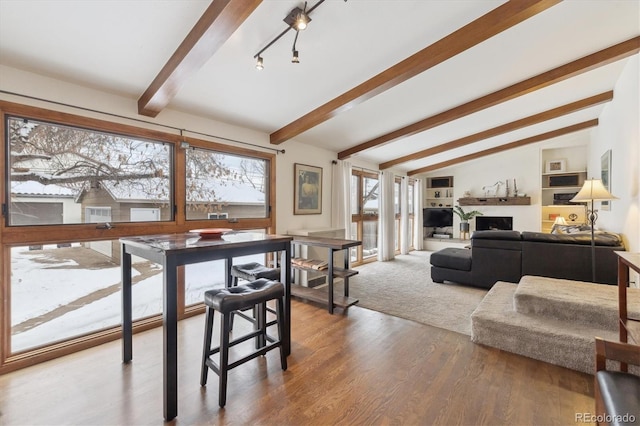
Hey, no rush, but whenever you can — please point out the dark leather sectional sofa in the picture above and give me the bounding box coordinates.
[430,230,625,288]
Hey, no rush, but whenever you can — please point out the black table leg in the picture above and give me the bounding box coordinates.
[163,256,178,421]
[327,248,334,314]
[281,247,291,356]
[121,245,132,363]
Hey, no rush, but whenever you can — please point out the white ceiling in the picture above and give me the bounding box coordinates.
[1,0,638,174]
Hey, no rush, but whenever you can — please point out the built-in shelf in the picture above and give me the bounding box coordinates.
[457,196,531,206]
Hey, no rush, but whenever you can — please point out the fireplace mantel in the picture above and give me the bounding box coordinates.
[457,196,531,206]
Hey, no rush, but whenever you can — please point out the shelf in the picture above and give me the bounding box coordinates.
[457,196,530,206]
[541,170,587,176]
[292,264,359,279]
[290,284,359,309]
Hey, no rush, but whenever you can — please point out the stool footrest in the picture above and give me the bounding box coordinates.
[205,341,282,373]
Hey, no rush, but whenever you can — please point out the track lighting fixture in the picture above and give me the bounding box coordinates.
[252,0,343,70]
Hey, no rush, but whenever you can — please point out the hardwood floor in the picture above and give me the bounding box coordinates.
[0,300,595,425]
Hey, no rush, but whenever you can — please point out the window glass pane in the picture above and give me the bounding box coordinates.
[185,148,268,220]
[362,221,378,259]
[350,175,359,215]
[10,241,162,353]
[363,176,379,216]
[7,117,172,226]
[349,222,358,262]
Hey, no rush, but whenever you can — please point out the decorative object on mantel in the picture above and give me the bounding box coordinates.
[482,181,504,197]
[457,196,531,206]
[453,206,483,240]
[463,190,472,198]
[513,178,518,197]
[570,178,617,282]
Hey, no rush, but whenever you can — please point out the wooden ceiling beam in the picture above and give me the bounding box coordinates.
[340,36,640,160]
[138,0,262,117]
[269,0,560,145]
[406,120,598,176]
[379,91,612,170]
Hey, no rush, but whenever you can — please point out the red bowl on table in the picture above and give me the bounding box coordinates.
[189,228,232,239]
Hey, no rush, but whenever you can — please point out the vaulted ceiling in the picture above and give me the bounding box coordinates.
[0,1,638,175]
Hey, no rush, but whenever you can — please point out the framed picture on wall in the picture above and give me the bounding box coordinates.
[294,163,322,215]
[601,149,611,211]
[545,159,566,173]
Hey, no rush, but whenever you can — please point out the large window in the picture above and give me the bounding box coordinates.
[1,102,276,373]
[7,116,172,226]
[185,147,268,220]
[350,170,379,264]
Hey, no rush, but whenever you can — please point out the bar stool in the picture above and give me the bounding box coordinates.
[229,262,281,329]
[200,278,287,408]
[230,262,280,286]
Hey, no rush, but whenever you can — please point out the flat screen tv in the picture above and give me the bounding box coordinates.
[423,208,453,228]
[476,216,513,231]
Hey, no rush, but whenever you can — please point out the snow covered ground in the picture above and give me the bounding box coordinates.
[10,244,262,353]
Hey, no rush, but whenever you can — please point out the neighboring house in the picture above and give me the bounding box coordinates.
[10,181,82,226]
[74,177,266,259]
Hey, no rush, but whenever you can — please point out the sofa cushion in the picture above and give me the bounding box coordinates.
[471,230,522,241]
[521,231,623,247]
[430,248,472,271]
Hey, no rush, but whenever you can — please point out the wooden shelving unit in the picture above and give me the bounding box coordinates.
[290,236,362,314]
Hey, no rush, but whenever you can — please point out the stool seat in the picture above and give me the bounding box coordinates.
[230,262,280,283]
[205,278,284,314]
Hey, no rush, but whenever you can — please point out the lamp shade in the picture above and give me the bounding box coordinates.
[553,216,567,226]
[570,178,618,202]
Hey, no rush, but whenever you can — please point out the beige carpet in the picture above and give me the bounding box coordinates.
[339,251,487,335]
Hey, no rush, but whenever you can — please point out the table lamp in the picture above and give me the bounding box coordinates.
[570,178,617,282]
[553,216,567,226]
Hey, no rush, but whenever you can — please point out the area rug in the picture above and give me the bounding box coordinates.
[339,251,488,336]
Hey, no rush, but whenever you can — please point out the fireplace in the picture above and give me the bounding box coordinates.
[476,216,513,231]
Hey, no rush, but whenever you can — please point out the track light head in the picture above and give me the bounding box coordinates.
[256,56,264,70]
[292,50,299,63]
[284,6,311,31]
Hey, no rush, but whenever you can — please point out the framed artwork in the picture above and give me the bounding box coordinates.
[601,149,611,211]
[545,159,566,173]
[294,163,322,215]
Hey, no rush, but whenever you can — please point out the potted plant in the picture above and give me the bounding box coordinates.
[453,206,483,238]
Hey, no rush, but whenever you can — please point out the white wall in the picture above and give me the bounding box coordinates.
[590,56,640,253]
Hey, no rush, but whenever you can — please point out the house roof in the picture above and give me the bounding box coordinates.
[11,181,76,198]
[0,1,638,173]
